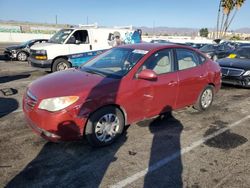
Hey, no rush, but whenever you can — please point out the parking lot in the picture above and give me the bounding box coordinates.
[0,44,250,188]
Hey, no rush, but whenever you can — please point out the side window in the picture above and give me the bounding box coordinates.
[176,49,200,70]
[67,30,89,44]
[139,49,172,75]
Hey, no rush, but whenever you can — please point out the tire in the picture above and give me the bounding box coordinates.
[85,106,125,147]
[52,58,71,72]
[194,85,214,111]
[17,51,28,61]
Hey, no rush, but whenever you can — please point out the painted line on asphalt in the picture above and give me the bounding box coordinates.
[12,109,23,113]
[111,115,250,188]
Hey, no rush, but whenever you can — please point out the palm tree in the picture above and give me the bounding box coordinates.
[221,0,234,38]
[217,0,245,38]
[216,0,222,38]
[224,0,245,36]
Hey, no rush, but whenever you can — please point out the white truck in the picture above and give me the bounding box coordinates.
[28,25,141,72]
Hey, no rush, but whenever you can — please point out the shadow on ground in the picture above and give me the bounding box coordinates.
[0,74,31,84]
[0,55,10,61]
[6,128,128,188]
[0,97,19,118]
[138,112,183,188]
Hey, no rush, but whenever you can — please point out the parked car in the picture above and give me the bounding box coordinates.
[29,27,142,72]
[200,43,235,61]
[23,43,221,146]
[150,39,172,44]
[217,46,250,87]
[191,43,207,49]
[236,42,250,48]
[4,39,48,61]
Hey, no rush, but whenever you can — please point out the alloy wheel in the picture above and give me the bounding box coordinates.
[95,113,120,142]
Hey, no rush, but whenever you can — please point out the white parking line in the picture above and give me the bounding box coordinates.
[111,115,250,188]
[12,109,23,113]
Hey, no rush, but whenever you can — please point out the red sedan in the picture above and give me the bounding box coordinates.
[23,43,221,146]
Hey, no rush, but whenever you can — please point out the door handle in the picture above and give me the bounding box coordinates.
[90,45,92,50]
[168,81,177,86]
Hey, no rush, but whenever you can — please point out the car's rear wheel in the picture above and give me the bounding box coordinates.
[52,58,71,72]
[17,51,28,61]
[194,85,214,111]
[85,106,125,147]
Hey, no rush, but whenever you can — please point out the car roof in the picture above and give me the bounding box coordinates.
[118,43,192,51]
[240,45,250,48]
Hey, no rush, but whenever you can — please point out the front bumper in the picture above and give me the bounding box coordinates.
[28,56,52,69]
[4,50,16,59]
[23,94,88,142]
[221,75,250,87]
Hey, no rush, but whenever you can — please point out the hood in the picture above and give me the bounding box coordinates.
[30,42,57,50]
[28,68,119,100]
[6,44,25,51]
[217,58,250,70]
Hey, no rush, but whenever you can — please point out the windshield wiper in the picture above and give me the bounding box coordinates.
[83,68,106,77]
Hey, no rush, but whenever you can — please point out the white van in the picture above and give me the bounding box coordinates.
[29,25,141,72]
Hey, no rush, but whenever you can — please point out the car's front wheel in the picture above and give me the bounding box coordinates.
[52,58,71,72]
[17,51,28,61]
[85,106,125,147]
[194,85,214,111]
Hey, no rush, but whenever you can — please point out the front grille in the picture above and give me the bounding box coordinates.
[25,90,38,109]
[221,67,244,76]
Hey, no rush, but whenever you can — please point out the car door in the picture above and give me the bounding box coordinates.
[175,48,208,109]
[130,49,178,120]
[66,30,92,54]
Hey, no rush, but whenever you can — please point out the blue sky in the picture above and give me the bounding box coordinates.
[0,0,249,29]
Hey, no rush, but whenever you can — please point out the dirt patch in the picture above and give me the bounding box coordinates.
[204,122,248,150]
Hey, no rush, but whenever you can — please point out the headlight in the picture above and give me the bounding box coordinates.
[36,50,47,54]
[38,96,79,112]
[11,49,16,53]
[243,70,250,76]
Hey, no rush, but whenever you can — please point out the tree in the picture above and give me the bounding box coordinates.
[216,0,245,39]
[230,35,241,40]
[199,28,209,37]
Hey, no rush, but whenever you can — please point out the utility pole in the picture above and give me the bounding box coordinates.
[153,21,155,36]
[86,16,88,25]
[55,15,58,25]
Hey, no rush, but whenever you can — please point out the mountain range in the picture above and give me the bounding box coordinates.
[1,20,250,36]
[137,26,250,36]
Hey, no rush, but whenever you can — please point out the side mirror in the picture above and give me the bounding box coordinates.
[137,69,157,81]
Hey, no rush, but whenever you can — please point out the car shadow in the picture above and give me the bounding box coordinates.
[0,54,11,61]
[0,97,19,118]
[0,74,31,84]
[6,128,128,188]
[138,111,183,187]
[221,83,249,90]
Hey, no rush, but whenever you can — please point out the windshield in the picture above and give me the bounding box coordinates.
[48,29,73,44]
[80,48,148,78]
[20,40,34,47]
[234,48,250,59]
